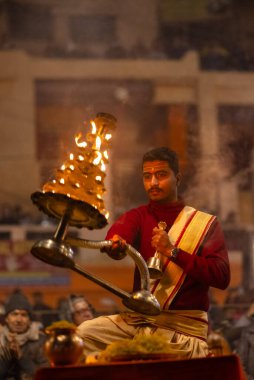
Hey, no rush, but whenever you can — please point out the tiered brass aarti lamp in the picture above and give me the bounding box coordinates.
[31,113,160,316]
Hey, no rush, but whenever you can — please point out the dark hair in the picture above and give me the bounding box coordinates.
[58,294,96,323]
[68,294,95,316]
[142,147,179,175]
[5,293,33,317]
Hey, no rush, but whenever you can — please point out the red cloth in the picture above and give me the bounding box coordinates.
[34,355,246,380]
[105,200,230,312]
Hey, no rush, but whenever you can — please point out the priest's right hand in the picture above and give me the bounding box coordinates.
[101,234,127,260]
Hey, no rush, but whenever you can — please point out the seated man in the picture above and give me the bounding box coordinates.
[59,294,95,326]
[0,292,48,380]
[77,147,230,359]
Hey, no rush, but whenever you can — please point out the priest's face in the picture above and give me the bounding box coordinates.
[142,160,180,204]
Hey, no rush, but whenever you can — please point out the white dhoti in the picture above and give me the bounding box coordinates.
[77,310,209,359]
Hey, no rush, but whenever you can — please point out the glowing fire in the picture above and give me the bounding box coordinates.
[75,133,87,148]
[42,113,116,218]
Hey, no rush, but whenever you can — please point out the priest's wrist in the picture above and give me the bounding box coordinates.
[168,246,180,260]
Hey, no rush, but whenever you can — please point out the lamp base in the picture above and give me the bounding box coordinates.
[31,191,107,229]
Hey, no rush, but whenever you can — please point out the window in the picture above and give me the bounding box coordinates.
[7,1,52,40]
[70,15,116,43]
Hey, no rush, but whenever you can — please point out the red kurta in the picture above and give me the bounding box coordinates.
[105,200,230,312]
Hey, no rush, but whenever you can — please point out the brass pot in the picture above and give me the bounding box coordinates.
[44,327,84,366]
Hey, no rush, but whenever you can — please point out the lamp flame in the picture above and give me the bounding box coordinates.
[75,133,87,148]
[93,151,102,166]
[105,133,112,141]
[41,112,117,225]
[78,154,84,161]
[100,161,106,172]
[91,120,97,134]
[95,135,101,150]
[103,151,109,160]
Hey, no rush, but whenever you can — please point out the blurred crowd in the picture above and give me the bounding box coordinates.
[0,286,253,379]
[0,288,100,379]
[0,289,99,331]
[0,202,56,226]
[1,30,253,72]
[208,287,254,379]
[43,35,254,72]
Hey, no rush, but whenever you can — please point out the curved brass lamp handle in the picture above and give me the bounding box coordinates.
[65,236,150,292]
[31,235,161,316]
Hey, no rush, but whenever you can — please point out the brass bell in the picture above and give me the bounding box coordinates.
[147,221,167,280]
[147,254,163,279]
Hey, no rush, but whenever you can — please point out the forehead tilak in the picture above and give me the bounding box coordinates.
[143,161,170,172]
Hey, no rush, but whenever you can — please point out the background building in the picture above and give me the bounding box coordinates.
[0,0,254,312]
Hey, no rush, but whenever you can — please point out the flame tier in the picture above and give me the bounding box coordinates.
[34,113,116,229]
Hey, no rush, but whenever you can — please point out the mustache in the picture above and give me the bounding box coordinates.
[148,187,161,193]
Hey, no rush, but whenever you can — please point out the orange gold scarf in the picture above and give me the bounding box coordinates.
[151,206,215,310]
